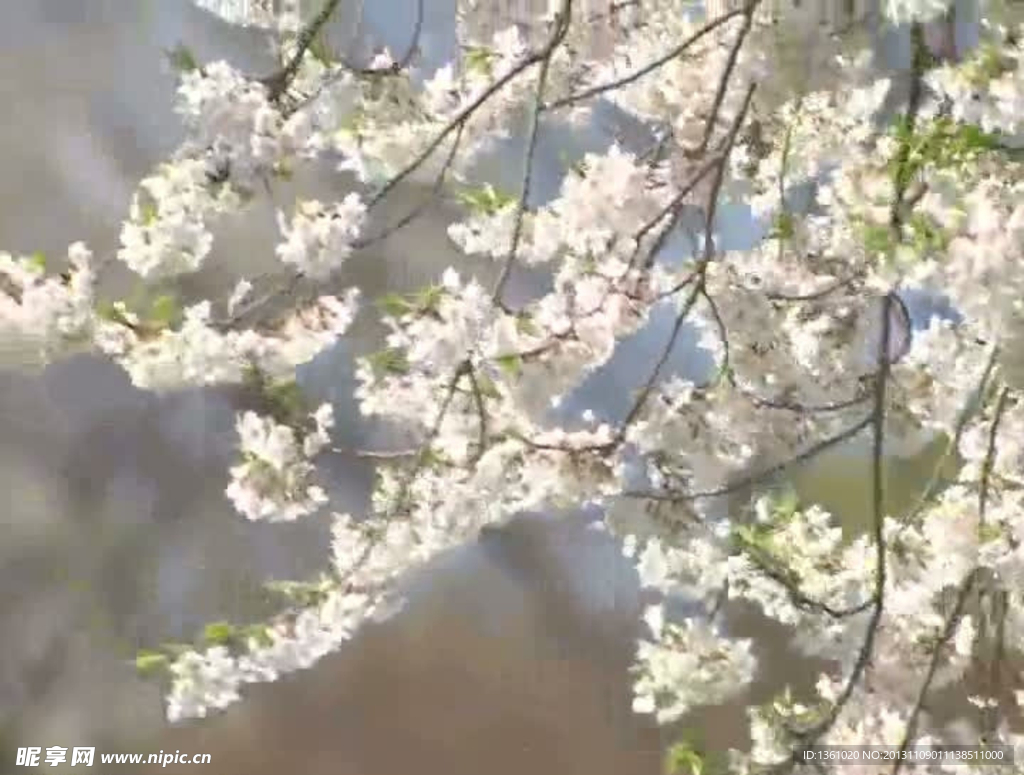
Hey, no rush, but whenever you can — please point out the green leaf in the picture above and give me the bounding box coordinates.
[161,641,193,658]
[27,251,47,273]
[515,312,538,337]
[732,523,765,550]
[455,189,483,211]
[770,211,795,241]
[773,486,800,519]
[861,223,894,256]
[96,301,135,326]
[203,621,236,646]
[455,183,516,215]
[242,361,265,386]
[474,372,501,400]
[263,578,331,607]
[165,43,199,73]
[963,42,1015,86]
[665,741,704,775]
[149,294,180,328]
[915,630,944,650]
[978,522,1003,544]
[96,302,118,321]
[908,213,949,254]
[378,285,446,318]
[712,362,734,387]
[264,379,309,424]
[495,354,522,379]
[413,283,445,313]
[894,116,1004,173]
[418,446,446,468]
[242,625,274,648]
[140,200,159,226]
[367,347,410,378]
[275,161,294,181]
[135,650,170,677]
[463,46,494,76]
[377,292,415,317]
[309,31,335,65]
[950,122,1001,155]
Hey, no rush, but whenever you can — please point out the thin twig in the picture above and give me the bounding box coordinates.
[366,28,566,210]
[329,446,420,461]
[616,83,756,437]
[740,547,875,620]
[267,0,425,105]
[696,0,760,155]
[631,152,724,270]
[353,121,466,251]
[901,344,1000,529]
[263,0,344,101]
[892,569,981,775]
[623,414,872,504]
[888,22,929,236]
[766,293,897,774]
[982,588,1008,741]
[764,273,863,302]
[492,1,571,302]
[978,387,1010,523]
[543,8,746,112]
[465,365,490,466]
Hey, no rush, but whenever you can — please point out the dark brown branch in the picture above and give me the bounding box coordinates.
[353,121,466,251]
[616,84,757,437]
[623,414,872,504]
[366,19,569,210]
[465,365,490,466]
[696,0,759,155]
[542,6,746,111]
[978,387,1010,523]
[739,545,875,620]
[892,569,981,775]
[266,0,425,104]
[263,0,344,101]
[492,0,571,302]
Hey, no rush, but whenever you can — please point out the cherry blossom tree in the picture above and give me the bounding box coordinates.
[5,0,1024,771]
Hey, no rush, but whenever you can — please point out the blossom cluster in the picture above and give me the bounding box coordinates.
[275,195,367,279]
[0,242,96,368]
[225,404,334,522]
[94,290,360,391]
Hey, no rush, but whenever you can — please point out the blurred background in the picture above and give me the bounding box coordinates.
[0,1,1007,773]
